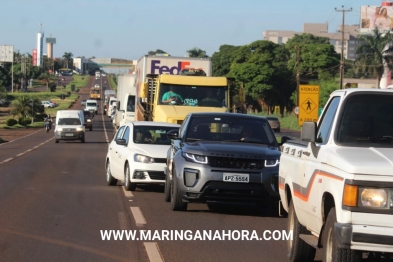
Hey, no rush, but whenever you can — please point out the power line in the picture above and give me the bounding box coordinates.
[335,5,352,89]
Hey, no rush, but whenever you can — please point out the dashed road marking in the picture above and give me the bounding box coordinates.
[122,186,134,197]
[144,242,164,262]
[2,158,13,163]
[130,207,146,226]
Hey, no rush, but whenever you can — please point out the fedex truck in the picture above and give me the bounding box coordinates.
[135,55,234,124]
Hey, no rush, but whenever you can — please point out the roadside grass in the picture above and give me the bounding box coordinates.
[255,112,301,131]
[0,75,87,128]
[109,76,117,91]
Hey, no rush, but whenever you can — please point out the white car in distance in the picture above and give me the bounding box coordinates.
[105,121,180,191]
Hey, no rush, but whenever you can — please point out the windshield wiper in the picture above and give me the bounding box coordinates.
[357,136,393,142]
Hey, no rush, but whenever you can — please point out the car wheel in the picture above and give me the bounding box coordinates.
[106,161,117,186]
[287,200,316,262]
[322,208,361,262]
[89,126,92,131]
[170,174,187,211]
[164,170,171,202]
[55,139,59,143]
[81,137,85,143]
[277,128,280,133]
[124,164,136,191]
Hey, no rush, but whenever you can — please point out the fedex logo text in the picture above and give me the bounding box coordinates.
[151,60,190,75]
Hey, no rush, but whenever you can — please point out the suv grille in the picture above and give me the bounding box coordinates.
[208,157,263,170]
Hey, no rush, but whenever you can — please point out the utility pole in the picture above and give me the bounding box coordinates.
[335,5,352,89]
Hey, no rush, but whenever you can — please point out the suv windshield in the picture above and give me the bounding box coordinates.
[185,115,277,146]
[336,93,393,147]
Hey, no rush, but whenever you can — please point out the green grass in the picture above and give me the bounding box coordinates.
[109,76,117,91]
[255,112,301,131]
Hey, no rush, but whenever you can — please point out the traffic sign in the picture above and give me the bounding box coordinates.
[298,85,320,126]
[293,106,299,115]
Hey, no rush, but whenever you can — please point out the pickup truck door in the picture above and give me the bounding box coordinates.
[300,96,341,234]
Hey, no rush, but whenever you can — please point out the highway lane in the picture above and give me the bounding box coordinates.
[0,79,323,261]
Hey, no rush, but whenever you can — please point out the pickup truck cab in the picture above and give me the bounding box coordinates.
[279,88,393,261]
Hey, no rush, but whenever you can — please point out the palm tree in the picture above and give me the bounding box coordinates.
[62,52,73,69]
[10,96,42,120]
[38,72,55,90]
[187,47,208,58]
[356,28,393,87]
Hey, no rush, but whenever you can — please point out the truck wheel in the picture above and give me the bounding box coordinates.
[164,172,171,202]
[287,200,316,262]
[124,164,136,191]
[55,139,59,143]
[322,208,361,262]
[170,176,187,211]
[106,161,117,186]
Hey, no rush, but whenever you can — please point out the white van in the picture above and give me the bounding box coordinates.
[54,110,85,143]
[85,99,99,115]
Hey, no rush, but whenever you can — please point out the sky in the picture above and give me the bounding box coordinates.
[0,0,387,61]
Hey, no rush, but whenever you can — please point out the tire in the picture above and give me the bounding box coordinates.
[124,164,136,191]
[170,175,187,211]
[81,137,85,143]
[89,126,92,131]
[322,208,361,262]
[55,139,59,143]
[106,161,117,186]
[164,171,171,202]
[277,128,280,133]
[287,200,316,262]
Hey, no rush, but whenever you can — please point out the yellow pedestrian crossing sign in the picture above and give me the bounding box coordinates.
[298,85,319,126]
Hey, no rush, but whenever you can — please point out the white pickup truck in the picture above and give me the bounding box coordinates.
[279,88,393,261]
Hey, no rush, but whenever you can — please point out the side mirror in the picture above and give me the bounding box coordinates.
[280,135,292,145]
[167,129,179,140]
[116,139,128,146]
[301,122,317,142]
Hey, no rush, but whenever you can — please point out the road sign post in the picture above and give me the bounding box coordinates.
[298,85,320,126]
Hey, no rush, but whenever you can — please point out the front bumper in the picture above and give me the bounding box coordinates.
[55,131,85,140]
[129,162,167,184]
[173,156,279,205]
[335,223,393,252]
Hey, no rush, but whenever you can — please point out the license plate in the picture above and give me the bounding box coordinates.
[65,133,74,136]
[223,173,249,183]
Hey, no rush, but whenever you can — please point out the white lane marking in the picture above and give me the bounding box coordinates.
[144,242,165,262]
[130,207,146,226]
[118,212,128,230]
[16,152,25,157]
[0,129,43,147]
[122,186,134,197]
[2,158,13,163]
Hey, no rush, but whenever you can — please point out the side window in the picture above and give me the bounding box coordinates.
[316,96,341,144]
[179,116,189,139]
[115,126,126,140]
[122,127,130,144]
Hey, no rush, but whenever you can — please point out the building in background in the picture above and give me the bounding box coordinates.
[263,22,359,60]
[36,23,44,66]
[46,36,56,59]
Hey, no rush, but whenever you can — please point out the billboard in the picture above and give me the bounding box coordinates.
[0,45,14,62]
[360,6,393,34]
[32,49,37,66]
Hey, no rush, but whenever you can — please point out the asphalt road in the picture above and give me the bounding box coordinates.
[0,78,322,262]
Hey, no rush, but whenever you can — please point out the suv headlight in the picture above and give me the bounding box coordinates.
[182,152,207,164]
[76,127,83,131]
[265,159,279,167]
[134,154,155,163]
[343,184,391,209]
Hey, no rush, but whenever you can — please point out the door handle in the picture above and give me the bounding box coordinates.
[302,151,310,156]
